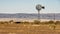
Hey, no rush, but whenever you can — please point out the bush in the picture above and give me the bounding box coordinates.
[4,21,9,24]
[0,21,8,24]
[34,20,40,24]
[0,21,4,24]
[43,21,49,24]
[48,20,54,24]
[14,22,22,24]
[9,20,14,22]
[23,21,30,24]
[8,20,14,24]
[55,21,60,25]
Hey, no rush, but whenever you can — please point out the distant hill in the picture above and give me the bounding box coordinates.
[0,13,60,20]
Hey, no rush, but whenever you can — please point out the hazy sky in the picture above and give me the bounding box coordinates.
[0,0,60,14]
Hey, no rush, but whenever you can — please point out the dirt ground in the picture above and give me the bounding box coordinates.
[0,24,60,34]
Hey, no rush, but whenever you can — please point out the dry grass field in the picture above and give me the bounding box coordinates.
[0,24,60,34]
[0,20,60,34]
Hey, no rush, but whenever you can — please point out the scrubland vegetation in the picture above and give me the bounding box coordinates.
[0,20,60,30]
[0,20,60,34]
[0,20,60,25]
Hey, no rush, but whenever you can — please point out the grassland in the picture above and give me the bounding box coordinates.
[0,20,60,34]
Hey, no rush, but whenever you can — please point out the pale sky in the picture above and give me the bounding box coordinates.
[0,0,60,14]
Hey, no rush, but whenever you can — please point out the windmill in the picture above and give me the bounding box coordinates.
[36,4,45,21]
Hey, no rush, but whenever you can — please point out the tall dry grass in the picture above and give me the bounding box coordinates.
[0,20,60,30]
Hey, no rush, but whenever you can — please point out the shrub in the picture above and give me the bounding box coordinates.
[9,20,14,22]
[49,24,56,30]
[43,21,49,24]
[8,20,14,24]
[34,20,40,24]
[55,21,60,25]
[23,21,30,24]
[48,20,54,24]
[0,21,8,24]
[4,21,9,24]
[14,22,21,24]
[0,21,4,24]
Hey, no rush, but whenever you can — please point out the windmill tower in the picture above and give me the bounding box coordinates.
[36,4,45,21]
